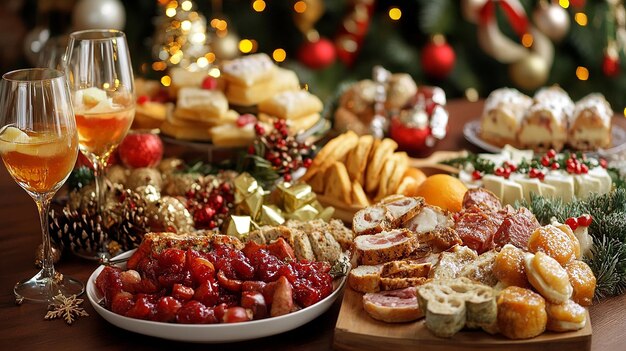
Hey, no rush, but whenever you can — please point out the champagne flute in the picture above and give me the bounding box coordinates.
[0,68,83,303]
[63,30,135,258]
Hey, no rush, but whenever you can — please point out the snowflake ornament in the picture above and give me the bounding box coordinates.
[45,294,89,325]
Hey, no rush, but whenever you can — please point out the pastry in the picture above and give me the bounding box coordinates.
[354,229,416,265]
[346,135,374,185]
[525,252,573,303]
[134,101,168,129]
[480,88,532,147]
[545,299,587,332]
[518,86,574,151]
[221,53,276,87]
[385,73,418,110]
[527,224,580,265]
[258,90,323,120]
[168,67,208,97]
[363,287,423,323]
[174,87,229,122]
[209,123,256,147]
[365,138,398,193]
[429,245,478,280]
[224,67,299,106]
[568,93,612,151]
[564,260,596,306]
[348,265,382,293]
[493,244,530,289]
[496,286,547,339]
[459,249,499,287]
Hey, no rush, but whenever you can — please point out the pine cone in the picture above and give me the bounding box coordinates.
[113,189,151,251]
[49,207,107,256]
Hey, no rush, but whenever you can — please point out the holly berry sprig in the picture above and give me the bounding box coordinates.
[467,149,608,181]
[565,214,593,231]
[246,118,315,182]
[185,177,235,230]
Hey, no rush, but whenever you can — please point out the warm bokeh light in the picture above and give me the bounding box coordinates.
[165,8,177,17]
[181,0,192,11]
[209,67,221,78]
[205,52,216,63]
[273,48,286,62]
[575,12,588,26]
[576,66,589,80]
[294,1,307,13]
[389,8,402,21]
[253,0,266,12]
[559,0,569,9]
[197,57,209,67]
[152,61,167,71]
[465,88,479,102]
[239,39,253,53]
[161,75,172,87]
[521,33,533,48]
[181,20,191,31]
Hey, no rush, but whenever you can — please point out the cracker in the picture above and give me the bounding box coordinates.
[387,152,409,195]
[324,162,352,205]
[352,182,370,207]
[365,138,398,193]
[347,135,374,183]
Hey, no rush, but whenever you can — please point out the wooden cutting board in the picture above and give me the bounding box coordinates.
[334,288,592,351]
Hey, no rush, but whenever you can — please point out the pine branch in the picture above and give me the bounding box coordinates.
[418,0,454,34]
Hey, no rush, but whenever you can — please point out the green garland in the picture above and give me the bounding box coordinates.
[519,187,626,299]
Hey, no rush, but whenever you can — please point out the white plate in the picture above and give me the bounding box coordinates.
[463,120,626,156]
[87,250,346,343]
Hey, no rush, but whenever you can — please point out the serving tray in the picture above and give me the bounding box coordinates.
[334,288,592,351]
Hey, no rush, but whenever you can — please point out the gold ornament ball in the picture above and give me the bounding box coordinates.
[293,0,325,33]
[509,54,550,91]
[533,3,570,42]
[212,32,240,60]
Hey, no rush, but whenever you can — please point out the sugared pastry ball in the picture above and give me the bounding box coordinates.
[385,73,417,110]
[525,252,573,304]
[564,260,596,306]
[493,244,531,289]
[497,286,547,339]
[545,299,587,332]
[552,223,582,259]
[527,224,580,265]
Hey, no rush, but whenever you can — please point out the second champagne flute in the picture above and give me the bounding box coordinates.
[64,29,135,259]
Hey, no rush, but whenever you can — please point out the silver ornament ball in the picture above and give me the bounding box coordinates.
[533,3,570,42]
[72,0,126,31]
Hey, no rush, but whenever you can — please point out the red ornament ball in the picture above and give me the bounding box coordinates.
[118,132,164,168]
[297,38,336,70]
[602,53,620,78]
[389,117,432,154]
[421,37,456,79]
[201,76,218,90]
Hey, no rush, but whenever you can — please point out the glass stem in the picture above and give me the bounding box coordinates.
[93,158,105,214]
[36,194,54,280]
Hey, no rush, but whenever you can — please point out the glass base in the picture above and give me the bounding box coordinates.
[14,269,84,303]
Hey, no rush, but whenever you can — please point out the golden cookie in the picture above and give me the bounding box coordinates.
[564,260,596,306]
[493,244,530,289]
[545,299,587,332]
[347,135,374,184]
[497,286,547,339]
[525,252,573,304]
[319,131,359,172]
[301,132,348,182]
[527,224,579,265]
[365,138,398,193]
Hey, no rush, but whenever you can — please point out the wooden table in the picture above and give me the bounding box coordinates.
[1,99,625,350]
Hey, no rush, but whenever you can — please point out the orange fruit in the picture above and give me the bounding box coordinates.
[415,174,467,212]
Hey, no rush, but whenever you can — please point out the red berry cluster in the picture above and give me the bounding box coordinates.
[528,168,545,181]
[539,149,562,170]
[251,119,314,182]
[564,154,589,174]
[565,214,593,231]
[186,178,235,230]
[494,161,517,179]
